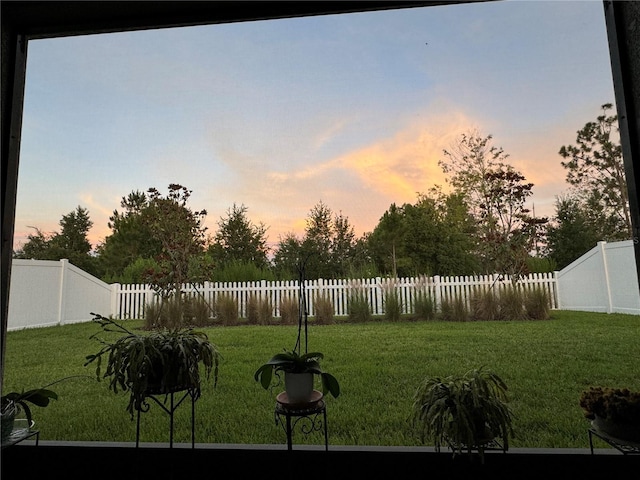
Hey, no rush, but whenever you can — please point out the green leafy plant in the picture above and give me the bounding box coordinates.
[85,313,221,419]
[254,349,340,399]
[412,367,513,461]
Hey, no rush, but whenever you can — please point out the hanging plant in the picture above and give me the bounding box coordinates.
[85,313,221,419]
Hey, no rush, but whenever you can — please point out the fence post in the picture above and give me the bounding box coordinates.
[110,283,121,319]
[599,241,614,313]
[57,259,69,326]
[433,275,441,311]
[374,277,382,315]
[550,271,558,309]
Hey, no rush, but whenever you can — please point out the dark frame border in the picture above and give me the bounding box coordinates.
[1,3,639,476]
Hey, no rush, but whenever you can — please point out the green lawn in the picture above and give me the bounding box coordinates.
[2,310,639,448]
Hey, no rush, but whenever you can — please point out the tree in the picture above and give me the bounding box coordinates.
[303,201,334,279]
[367,203,407,277]
[331,211,357,277]
[209,203,269,269]
[141,184,211,299]
[96,190,160,283]
[272,201,360,280]
[440,130,507,220]
[367,190,478,277]
[440,131,545,275]
[14,206,98,275]
[428,189,479,275]
[546,195,600,269]
[52,206,93,255]
[272,233,303,281]
[14,227,55,260]
[559,103,631,240]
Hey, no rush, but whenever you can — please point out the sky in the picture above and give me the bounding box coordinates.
[14,0,616,252]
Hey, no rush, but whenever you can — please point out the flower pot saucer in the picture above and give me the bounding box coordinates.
[276,389,323,408]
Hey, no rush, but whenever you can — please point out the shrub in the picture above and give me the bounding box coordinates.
[258,296,274,325]
[383,286,403,322]
[524,287,550,320]
[212,260,276,282]
[412,289,436,321]
[313,294,334,325]
[526,256,557,273]
[279,295,299,325]
[347,288,372,323]
[439,296,453,322]
[144,295,191,329]
[470,288,500,321]
[184,295,213,327]
[246,294,259,325]
[440,293,468,322]
[498,286,526,320]
[246,294,272,325]
[216,294,239,326]
[143,300,162,329]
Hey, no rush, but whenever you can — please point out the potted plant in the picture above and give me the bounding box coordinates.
[411,366,514,461]
[1,375,87,442]
[579,386,640,442]
[254,349,340,404]
[1,387,57,442]
[85,312,221,419]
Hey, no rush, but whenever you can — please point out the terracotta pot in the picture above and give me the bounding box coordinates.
[284,372,314,404]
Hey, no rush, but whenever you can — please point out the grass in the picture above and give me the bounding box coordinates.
[2,310,639,449]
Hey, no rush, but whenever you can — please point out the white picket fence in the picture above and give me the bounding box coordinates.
[113,273,559,320]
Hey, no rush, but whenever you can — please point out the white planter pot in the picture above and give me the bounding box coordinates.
[284,372,314,404]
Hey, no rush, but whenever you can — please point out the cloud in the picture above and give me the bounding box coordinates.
[205,109,480,241]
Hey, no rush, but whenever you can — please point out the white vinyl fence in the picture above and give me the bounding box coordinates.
[556,240,640,314]
[7,259,116,330]
[10,240,640,330]
[111,273,558,321]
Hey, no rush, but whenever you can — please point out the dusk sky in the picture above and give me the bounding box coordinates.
[14,0,616,252]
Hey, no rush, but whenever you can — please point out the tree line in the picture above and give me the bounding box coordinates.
[13,103,630,284]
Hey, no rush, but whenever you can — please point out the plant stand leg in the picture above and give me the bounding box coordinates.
[323,407,328,451]
[169,392,174,448]
[191,392,195,448]
[136,409,141,448]
[286,415,293,451]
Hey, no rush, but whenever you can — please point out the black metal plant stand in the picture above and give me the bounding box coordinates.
[274,390,328,451]
[588,427,640,455]
[271,254,331,450]
[135,387,198,448]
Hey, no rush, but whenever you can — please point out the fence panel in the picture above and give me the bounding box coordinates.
[110,272,559,320]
